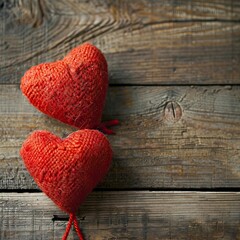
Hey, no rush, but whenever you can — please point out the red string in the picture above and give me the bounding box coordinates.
[73,216,85,240]
[62,214,74,240]
[62,213,84,240]
[98,119,119,135]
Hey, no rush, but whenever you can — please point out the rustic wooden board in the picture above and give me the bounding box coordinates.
[1,1,239,239]
[0,0,240,84]
[0,85,239,189]
[1,192,239,240]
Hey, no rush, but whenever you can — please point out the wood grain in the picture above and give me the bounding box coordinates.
[1,1,240,239]
[0,0,239,84]
[0,85,239,189]
[0,192,239,240]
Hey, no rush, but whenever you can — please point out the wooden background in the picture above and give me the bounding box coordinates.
[0,0,240,239]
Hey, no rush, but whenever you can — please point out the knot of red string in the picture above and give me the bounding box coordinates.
[98,119,119,135]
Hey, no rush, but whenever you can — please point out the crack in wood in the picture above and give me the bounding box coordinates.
[171,102,176,119]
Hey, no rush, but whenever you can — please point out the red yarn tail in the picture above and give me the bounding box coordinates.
[62,213,84,240]
[98,119,119,135]
[62,214,74,240]
[73,216,85,239]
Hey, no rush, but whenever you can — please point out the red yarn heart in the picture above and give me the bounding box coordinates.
[20,129,112,214]
[20,43,108,129]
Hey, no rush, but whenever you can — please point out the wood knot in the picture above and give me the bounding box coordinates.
[163,101,182,123]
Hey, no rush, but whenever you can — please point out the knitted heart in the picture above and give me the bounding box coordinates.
[20,43,108,129]
[20,129,112,214]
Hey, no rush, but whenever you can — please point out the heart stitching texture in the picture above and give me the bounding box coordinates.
[20,129,112,214]
[21,43,108,130]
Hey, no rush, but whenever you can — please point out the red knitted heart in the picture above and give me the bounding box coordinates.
[20,43,108,129]
[20,129,112,214]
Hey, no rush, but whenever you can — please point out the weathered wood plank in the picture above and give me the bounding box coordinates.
[0,0,240,84]
[0,192,239,240]
[0,85,239,189]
